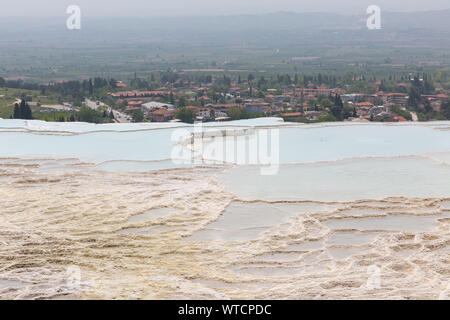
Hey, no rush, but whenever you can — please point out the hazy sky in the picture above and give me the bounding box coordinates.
[1,0,450,17]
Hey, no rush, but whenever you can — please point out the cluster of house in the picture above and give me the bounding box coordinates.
[109,81,449,122]
[340,91,449,120]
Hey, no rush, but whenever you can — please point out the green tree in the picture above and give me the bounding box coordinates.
[227,107,243,120]
[15,99,32,119]
[78,106,111,123]
[330,94,343,120]
[407,86,421,109]
[317,114,337,122]
[175,107,195,124]
[119,100,128,110]
[441,102,450,120]
[178,96,186,108]
[389,105,412,121]
[13,103,20,119]
[131,109,144,122]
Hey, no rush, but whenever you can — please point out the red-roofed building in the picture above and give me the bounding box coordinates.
[127,100,143,107]
[152,109,175,122]
[125,106,141,112]
[385,93,408,106]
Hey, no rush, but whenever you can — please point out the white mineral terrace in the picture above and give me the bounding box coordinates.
[0,119,449,299]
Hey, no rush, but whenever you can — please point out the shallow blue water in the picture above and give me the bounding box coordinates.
[1,119,450,171]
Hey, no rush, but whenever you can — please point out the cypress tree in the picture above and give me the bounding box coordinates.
[19,99,26,118]
[13,103,20,119]
[19,99,32,119]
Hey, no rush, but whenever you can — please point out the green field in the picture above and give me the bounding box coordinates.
[1,12,449,86]
[0,88,67,120]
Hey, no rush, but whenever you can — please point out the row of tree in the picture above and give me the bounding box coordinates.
[0,77,117,102]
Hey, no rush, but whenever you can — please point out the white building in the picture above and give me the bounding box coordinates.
[142,102,175,111]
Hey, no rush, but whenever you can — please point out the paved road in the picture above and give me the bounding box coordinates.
[111,109,131,123]
[84,98,131,123]
[84,99,101,110]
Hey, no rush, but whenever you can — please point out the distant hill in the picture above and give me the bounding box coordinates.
[1,10,450,42]
[1,10,449,82]
[383,9,450,31]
